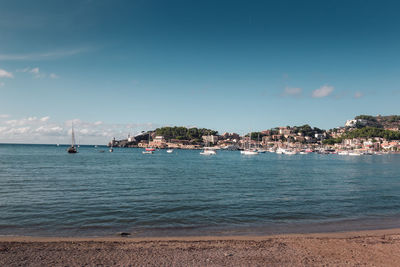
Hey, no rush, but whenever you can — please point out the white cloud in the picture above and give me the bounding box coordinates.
[29,67,40,74]
[312,85,334,98]
[16,67,31,73]
[283,86,302,96]
[49,73,59,79]
[0,69,13,78]
[354,91,363,98]
[40,116,50,122]
[17,67,50,78]
[35,125,63,135]
[0,114,10,118]
[0,82,4,87]
[0,116,160,144]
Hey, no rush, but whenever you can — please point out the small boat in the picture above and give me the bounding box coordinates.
[338,151,349,156]
[142,151,154,154]
[241,150,259,155]
[200,133,217,155]
[283,150,297,155]
[109,147,113,152]
[166,149,174,153]
[200,149,216,155]
[241,132,258,155]
[349,151,361,156]
[143,132,156,152]
[67,123,78,154]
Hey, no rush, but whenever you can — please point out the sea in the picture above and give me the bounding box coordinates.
[0,143,400,237]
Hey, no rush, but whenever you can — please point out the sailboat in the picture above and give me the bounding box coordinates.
[241,132,258,155]
[143,132,154,154]
[67,123,78,153]
[200,133,216,155]
[256,133,266,153]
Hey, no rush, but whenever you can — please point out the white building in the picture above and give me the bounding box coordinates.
[345,119,368,127]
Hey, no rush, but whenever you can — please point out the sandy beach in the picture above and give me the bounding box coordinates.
[1,228,400,266]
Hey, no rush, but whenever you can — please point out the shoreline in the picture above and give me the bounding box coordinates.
[1,227,400,242]
[1,228,400,266]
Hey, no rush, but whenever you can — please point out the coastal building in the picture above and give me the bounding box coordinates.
[153,136,166,144]
[279,127,292,136]
[202,135,218,144]
[127,134,136,142]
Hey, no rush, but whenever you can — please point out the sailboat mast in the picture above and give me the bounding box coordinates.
[71,123,75,147]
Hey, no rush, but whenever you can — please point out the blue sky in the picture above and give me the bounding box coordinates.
[0,0,399,144]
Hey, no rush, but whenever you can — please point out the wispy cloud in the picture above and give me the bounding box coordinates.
[283,86,302,97]
[49,73,59,79]
[0,48,88,61]
[17,67,57,79]
[312,85,334,98]
[30,67,40,74]
[0,114,10,118]
[354,91,363,99]
[0,69,13,78]
[0,81,4,87]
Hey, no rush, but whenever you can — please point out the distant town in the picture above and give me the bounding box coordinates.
[108,115,400,154]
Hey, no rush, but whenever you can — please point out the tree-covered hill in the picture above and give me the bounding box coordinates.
[354,115,400,129]
[154,127,218,142]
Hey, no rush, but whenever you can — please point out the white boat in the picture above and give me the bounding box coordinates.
[142,151,154,154]
[338,151,349,155]
[241,132,258,155]
[275,148,285,154]
[283,150,297,155]
[241,150,259,155]
[109,147,113,152]
[200,149,216,155]
[200,133,217,155]
[166,149,174,153]
[349,151,361,156]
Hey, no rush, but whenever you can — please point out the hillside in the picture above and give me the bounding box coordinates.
[355,115,400,129]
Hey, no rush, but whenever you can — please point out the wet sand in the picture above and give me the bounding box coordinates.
[1,228,400,266]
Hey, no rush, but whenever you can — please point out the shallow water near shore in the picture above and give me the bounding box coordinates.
[0,144,400,237]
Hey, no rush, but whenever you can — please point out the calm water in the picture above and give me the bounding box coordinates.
[0,144,400,237]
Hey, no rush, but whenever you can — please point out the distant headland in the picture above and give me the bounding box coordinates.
[108,115,400,154]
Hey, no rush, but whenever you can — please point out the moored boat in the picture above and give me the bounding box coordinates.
[200,149,216,155]
[67,124,78,154]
